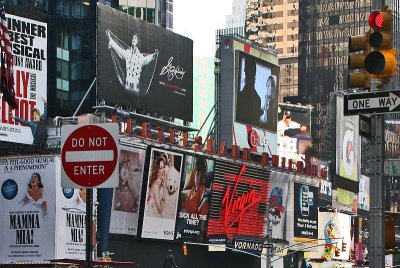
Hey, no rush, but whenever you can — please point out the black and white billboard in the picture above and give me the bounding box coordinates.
[97,4,193,121]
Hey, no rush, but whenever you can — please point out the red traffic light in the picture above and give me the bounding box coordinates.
[369,11,384,28]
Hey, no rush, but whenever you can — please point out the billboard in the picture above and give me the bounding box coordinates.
[110,146,146,236]
[175,156,214,242]
[336,96,360,181]
[141,148,183,240]
[277,104,312,167]
[358,175,370,212]
[0,156,56,262]
[235,51,279,132]
[385,120,400,158]
[267,171,290,240]
[97,4,193,121]
[0,15,47,145]
[293,183,318,242]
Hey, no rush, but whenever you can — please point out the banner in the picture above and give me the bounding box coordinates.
[332,188,358,214]
[97,4,193,121]
[175,156,214,242]
[110,146,146,235]
[0,156,56,262]
[0,15,47,144]
[268,171,290,239]
[358,175,370,212]
[141,148,183,240]
[293,183,318,242]
[385,120,400,158]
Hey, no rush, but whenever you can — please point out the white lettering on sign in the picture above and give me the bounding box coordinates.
[348,92,400,111]
[73,165,105,175]
[72,138,84,147]
[89,137,107,147]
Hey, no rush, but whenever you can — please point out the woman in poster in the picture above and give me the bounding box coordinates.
[21,172,47,215]
[261,75,277,127]
[146,155,167,215]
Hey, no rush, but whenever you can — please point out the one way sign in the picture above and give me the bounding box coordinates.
[344,90,400,115]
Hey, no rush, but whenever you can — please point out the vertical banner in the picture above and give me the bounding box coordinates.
[141,148,183,240]
[56,187,97,259]
[358,175,370,213]
[0,15,47,145]
[175,156,214,242]
[0,156,56,262]
[385,120,400,158]
[293,183,318,243]
[268,172,290,239]
[110,146,146,235]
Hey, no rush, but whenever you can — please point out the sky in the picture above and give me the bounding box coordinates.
[173,0,232,58]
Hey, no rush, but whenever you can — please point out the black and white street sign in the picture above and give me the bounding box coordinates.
[344,90,400,115]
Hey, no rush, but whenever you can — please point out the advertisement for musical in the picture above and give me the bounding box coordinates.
[267,171,290,239]
[293,183,318,242]
[97,4,193,121]
[110,146,146,236]
[56,187,97,260]
[175,156,214,242]
[141,148,183,240]
[0,15,47,145]
[307,212,352,261]
[0,156,56,262]
[336,96,360,181]
[277,104,312,168]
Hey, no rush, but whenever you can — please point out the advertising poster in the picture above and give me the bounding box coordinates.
[293,183,318,241]
[268,172,290,239]
[232,122,277,155]
[0,15,47,145]
[235,51,279,132]
[336,96,360,181]
[141,148,183,240]
[307,212,351,260]
[175,156,214,242]
[110,146,146,235]
[311,158,332,207]
[385,120,400,158]
[0,156,56,262]
[277,104,312,168]
[332,188,358,214]
[97,4,193,121]
[358,175,370,212]
[56,187,97,260]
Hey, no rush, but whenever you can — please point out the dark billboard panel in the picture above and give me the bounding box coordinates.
[235,51,279,132]
[175,156,214,242]
[386,120,400,158]
[97,4,193,121]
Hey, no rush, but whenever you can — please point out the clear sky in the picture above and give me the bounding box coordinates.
[173,0,232,57]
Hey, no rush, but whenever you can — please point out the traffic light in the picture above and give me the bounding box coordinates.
[182,243,188,256]
[365,6,397,82]
[348,31,371,90]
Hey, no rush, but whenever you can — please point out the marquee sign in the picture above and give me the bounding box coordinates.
[208,161,270,239]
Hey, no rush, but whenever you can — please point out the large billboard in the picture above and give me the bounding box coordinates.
[336,96,360,181]
[110,146,146,236]
[141,148,183,240]
[0,156,56,262]
[0,15,47,145]
[175,156,214,242]
[277,104,312,167]
[97,4,193,121]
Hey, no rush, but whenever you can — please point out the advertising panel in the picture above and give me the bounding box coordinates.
[385,120,400,158]
[0,156,56,262]
[332,188,358,214]
[358,175,370,213]
[97,4,193,121]
[267,171,290,239]
[311,158,332,207]
[208,161,269,239]
[0,15,47,145]
[110,146,146,235]
[235,51,279,132]
[277,104,312,167]
[175,156,214,242]
[293,183,318,242]
[307,212,352,260]
[336,96,360,181]
[56,187,97,260]
[141,148,183,240]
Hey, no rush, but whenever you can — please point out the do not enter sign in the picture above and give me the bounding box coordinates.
[61,123,119,188]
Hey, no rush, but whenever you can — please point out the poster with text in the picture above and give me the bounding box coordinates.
[336,96,360,181]
[293,183,318,241]
[0,15,47,145]
[175,156,214,242]
[332,188,358,214]
[56,187,97,260]
[385,120,400,158]
[110,146,146,235]
[358,175,370,212]
[0,156,56,262]
[141,148,183,240]
[267,172,290,239]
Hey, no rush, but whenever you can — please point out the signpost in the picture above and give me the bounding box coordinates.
[344,90,400,115]
[61,123,119,188]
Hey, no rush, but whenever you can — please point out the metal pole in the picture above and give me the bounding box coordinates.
[86,188,93,268]
[73,78,96,117]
